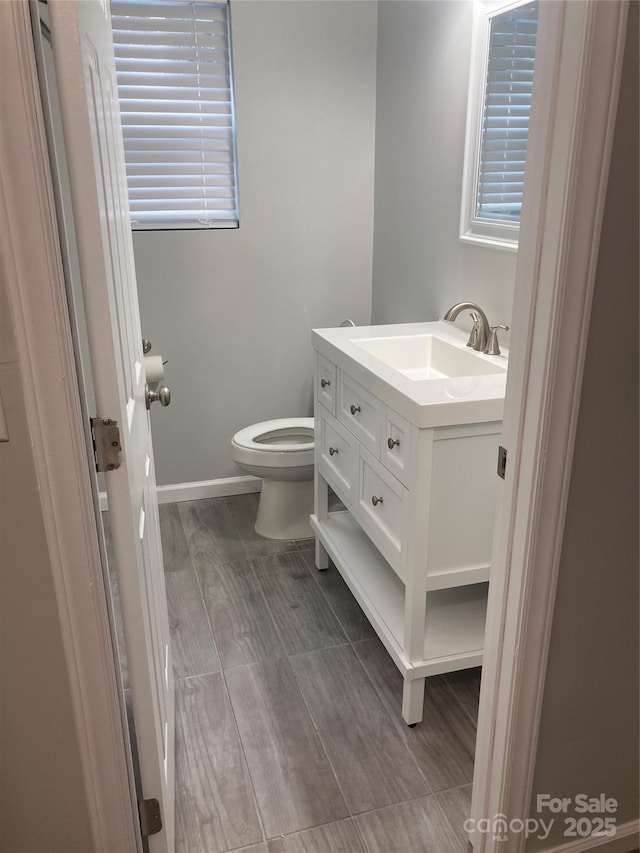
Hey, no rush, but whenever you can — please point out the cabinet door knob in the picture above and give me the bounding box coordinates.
[321,378,331,388]
[387,437,400,450]
[371,495,383,507]
[329,446,339,456]
[350,404,361,415]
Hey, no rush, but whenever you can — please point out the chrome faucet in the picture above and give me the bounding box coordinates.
[443,302,491,352]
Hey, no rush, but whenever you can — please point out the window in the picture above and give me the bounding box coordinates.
[460,0,539,250]
[111,0,239,230]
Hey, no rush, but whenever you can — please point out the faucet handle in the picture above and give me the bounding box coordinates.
[486,325,509,356]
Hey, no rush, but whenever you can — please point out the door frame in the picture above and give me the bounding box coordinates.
[0,2,629,852]
[471,3,630,851]
[0,4,140,852]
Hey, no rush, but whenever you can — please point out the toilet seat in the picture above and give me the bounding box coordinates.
[233,418,314,452]
[231,418,314,469]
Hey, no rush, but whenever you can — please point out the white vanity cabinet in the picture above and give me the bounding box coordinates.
[311,323,506,725]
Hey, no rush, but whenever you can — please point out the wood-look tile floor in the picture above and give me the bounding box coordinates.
[159,494,481,853]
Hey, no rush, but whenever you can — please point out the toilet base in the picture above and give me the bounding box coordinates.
[255,478,314,540]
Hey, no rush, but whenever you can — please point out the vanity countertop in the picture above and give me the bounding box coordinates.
[312,320,508,428]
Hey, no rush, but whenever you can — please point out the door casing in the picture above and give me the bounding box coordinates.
[470,3,631,852]
[0,3,140,851]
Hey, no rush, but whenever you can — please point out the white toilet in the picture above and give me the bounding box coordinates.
[230,417,315,540]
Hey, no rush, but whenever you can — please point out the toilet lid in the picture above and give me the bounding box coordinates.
[232,418,314,453]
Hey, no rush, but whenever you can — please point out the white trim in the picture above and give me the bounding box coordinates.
[132,219,239,232]
[99,475,261,511]
[0,4,139,852]
[158,475,261,502]
[459,231,518,253]
[542,820,640,853]
[471,2,630,852]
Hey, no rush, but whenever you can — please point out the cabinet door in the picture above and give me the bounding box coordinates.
[337,371,383,456]
[317,410,359,511]
[315,354,336,416]
[383,407,413,487]
[358,446,408,580]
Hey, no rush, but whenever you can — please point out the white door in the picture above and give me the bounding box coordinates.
[47,2,174,850]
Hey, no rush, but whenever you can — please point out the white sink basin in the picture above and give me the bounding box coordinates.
[311,321,508,428]
[353,334,507,381]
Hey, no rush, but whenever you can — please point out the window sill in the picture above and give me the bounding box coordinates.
[131,220,239,232]
[459,231,519,253]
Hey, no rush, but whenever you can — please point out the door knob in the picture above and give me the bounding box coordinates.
[145,383,171,410]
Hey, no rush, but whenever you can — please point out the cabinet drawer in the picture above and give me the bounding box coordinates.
[316,354,336,415]
[337,371,383,456]
[383,407,413,487]
[358,447,407,579]
[317,410,359,510]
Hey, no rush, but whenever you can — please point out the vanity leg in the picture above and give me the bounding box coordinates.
[313,468,329,570]
[402,677,425,726]
[315,538,329,571]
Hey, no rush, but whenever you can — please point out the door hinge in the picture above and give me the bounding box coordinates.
[90,417,122,473]
[497,445,507,480]
[139,797,163,838]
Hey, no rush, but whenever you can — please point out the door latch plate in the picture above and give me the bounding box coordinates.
[90,417,122,472]
[139,797,163,837]
[497,445,507,480]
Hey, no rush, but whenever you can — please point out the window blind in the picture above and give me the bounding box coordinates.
[111,0,238,229]
[475,1,538,223]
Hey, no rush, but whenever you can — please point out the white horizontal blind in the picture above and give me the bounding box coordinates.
[111,0,238,229]
[476,1,538,223]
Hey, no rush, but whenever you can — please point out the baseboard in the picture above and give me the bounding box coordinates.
[99,475,261,512]
[543,819,639,853]
[157,476,262,504]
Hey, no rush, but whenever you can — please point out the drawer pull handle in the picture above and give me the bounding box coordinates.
[321,379,331,388]
[329,446,339,456]
[371,495,384,507]
[387,437,400,450]
[350,404,361,415]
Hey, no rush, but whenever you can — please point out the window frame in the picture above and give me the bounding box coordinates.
[459,0,536,252]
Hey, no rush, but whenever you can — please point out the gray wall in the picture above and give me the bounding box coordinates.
[0,274,94,852]
[134,1,378,486]
[371,1,516,332]
[527,4,639,848]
